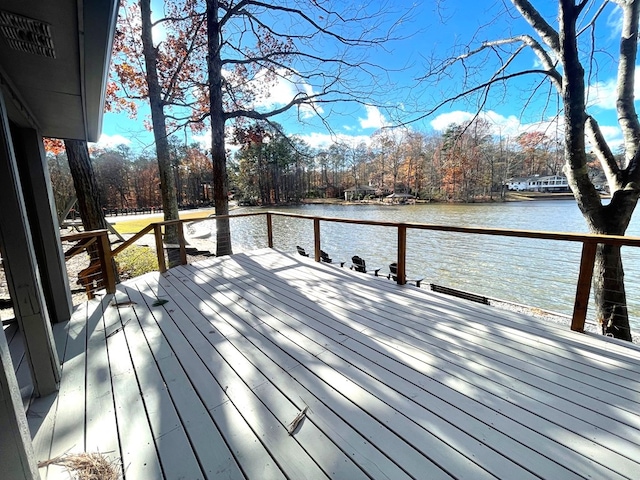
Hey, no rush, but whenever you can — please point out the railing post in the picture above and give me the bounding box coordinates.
[397,225,407,285]
[154,224,167,273]
[314,218,321,262]
[177,221,187,265]
[98,231,116,294]
[266,212,273,248]
[571,241,598,332]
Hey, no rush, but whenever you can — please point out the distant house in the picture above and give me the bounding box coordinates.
[384,192,415,204]
[344,185,376,201]
[526,175,570,192]
[506,175,570,192]
[506,177,530,191]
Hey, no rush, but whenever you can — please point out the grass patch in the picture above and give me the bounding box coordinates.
[109,209,216,234]
[115,245,159,279]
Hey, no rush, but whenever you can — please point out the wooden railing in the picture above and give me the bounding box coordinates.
[72,211,640,334]
[61,229,116,298]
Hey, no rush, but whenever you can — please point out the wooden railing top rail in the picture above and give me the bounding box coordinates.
[261,211,640,247]
[154,211,640,248]
[60,229,109,242]
[154,211,266,226]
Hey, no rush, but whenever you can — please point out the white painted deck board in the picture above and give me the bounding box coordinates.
[229,254,640,401]
[158,271,429,480]
[20,248,640,479]
[190,253,636,478]
[233,254,640,416]
[157,272,415,480]
[84,297,120,464]
[180,261,537,478]
[106,292,164,479]
[124,280,268,480]
[219,253,637,478]
[116,286,204,480]
[129,279,344,480]
[186,269,598,478]
[128,280,287,480]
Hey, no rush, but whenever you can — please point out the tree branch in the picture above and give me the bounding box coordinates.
[511,0,560,54]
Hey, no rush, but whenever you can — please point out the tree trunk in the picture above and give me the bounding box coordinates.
[558,1,634,340]
[140,0,181,263]
[207,0,232,256]
[64,139,119,285]
[64,139,107,231]
[587,195,637,340]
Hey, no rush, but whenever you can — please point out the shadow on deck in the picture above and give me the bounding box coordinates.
[25,249,640,479]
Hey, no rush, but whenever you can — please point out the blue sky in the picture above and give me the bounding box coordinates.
[98,1,629,154]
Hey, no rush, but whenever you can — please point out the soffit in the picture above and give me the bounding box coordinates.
[0,0,118,142]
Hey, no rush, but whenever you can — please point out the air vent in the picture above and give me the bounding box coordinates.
[0,11,55,58]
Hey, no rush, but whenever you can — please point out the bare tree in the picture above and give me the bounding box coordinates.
[418,1,637,340]
[203,0,407,255]
[112,0,206,260]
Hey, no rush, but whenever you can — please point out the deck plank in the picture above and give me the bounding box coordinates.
[29,300,92,478]
[158,271,414,480]
[187,257,592,478]
[105,291,164,479]
[123,279,250,479]
[154,273,406,480]
[264,262,637,428]
[84,297,120,467]
[218,251,640,479]
[177,261,513,479]
[127,274,287,479]
[114,285,205,480]
[234,253,640,408]
[128,275,287,480]
[130,277,335,480]
[162,269,451,480]
[22,249,640,480]
[181,260,586,478]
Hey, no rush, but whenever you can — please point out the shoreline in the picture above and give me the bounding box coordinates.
[297,192,579,206]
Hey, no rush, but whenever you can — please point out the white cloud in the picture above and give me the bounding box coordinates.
[431,109,626,152]
[191,130,240,154]
[430,110,527,138]
[594,125,623,152]
[587,77,617,109]
[248,68,323,119]
[587,67,640,110]
[606,5,623,38]
[358,105,389,129]
[93,133,131,149]
[430,111,474,131]
[295,132,372,150]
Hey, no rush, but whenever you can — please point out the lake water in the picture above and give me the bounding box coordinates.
[195,200,640,330]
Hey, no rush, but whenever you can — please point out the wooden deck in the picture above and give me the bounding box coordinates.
[26,248,640,479]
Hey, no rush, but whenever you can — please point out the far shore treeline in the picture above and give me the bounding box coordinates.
[46,119,608,217]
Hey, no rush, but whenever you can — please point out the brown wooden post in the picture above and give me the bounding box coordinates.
[397,225,407,285]
[98,231,116,294]
[177,221,187,265]
[154,224,167,273]
[314,218,321,262]
[266,212,274,248]
[571,241,598,332]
